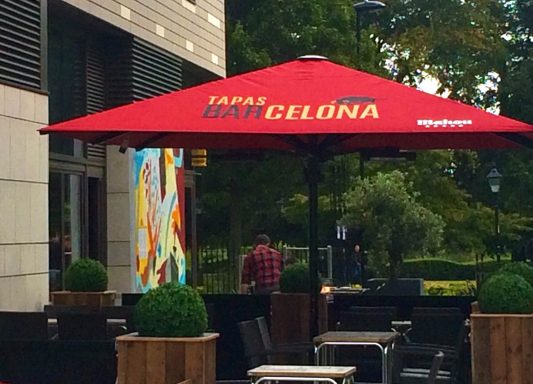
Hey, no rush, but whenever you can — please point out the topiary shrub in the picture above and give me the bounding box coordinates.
[279,263,309,293]
[64,258,108,292]
[135,283,207,337]
[496,262,533,287]
[478,272,533,314]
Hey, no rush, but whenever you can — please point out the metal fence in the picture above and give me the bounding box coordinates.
[197,245,335,293]
[197,246,246,294]
[282,245,333,280]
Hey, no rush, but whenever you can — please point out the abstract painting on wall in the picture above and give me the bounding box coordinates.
[134,148,186,292]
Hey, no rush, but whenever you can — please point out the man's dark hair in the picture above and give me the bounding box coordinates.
[254,234,271,246]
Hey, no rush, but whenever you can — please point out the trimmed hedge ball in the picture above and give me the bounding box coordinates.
[280,263,310,293]
[64,258,108,292]
[135,283,208,337]
[478,272,533,314]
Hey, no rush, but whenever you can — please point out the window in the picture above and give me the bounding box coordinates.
[49,172,83,291]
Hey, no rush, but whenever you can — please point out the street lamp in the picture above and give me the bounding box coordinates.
[353,1,386,177]
[486,167,503,262]
[353,0,386,55]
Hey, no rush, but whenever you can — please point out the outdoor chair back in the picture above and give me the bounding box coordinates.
[393,308,467,384]
[57,313,108,340]
[407,307,464,347]
[399,351,446,384]
[338,306,397,331]
[238,317,313,368]
[333,307,397,383]
[0,311,49,340]
[238,318,269,368]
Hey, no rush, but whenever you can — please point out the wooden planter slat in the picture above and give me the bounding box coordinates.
[51,290,116,307]
[471,314,533,384]
[523,319,533,384]
[116,333,218,384]
[506,317,523,383]
[271,293,310,345]
[166,341,184,381]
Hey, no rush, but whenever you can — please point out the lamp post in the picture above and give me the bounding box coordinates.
[486,167,503,262]
[353,1,386,177]
[353,0,386,55]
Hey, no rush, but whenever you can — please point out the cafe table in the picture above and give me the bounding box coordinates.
[248,364,357,384]
[313,331,399,384]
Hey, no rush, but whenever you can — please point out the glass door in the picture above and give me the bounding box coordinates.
[49,172,83,291]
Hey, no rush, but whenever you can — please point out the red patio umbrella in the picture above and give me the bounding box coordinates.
[41,56,533,332]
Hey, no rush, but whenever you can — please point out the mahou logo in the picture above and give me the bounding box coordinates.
[417,119,473,128]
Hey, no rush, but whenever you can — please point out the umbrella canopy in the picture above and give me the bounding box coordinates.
[41,56,533,152]
[41,56,533,335]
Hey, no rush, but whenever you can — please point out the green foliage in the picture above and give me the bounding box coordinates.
[378,0,506,105]
[425,281,476,296]
[401,258,510,281]
[342,171,444,278]
[496,262,533,287]
[279,263,310,293]
[135,283,207,337]
[227,0,364,74]
[202,0,533,261]
[478,273,533,314]
[64,258,108,292]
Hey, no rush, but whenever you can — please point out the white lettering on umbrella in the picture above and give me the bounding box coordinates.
[417,119,473,128]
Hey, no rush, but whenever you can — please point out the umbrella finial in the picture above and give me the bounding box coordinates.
[297,55,329,61]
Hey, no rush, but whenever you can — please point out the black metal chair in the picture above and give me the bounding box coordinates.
[0,311,49,340]
[57,313,108,340]
[399,351,447,384]
[334,307,398,383]
[393,308,467,384]
[339,306,398,331]
[237,317,313,368]
[406,307,464,346]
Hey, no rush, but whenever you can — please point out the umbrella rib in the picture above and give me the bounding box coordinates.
[137,133,170,149]
[270,134,312,154]
[93,132,128,145]
[318,134,359,152]
[495,133,533,149]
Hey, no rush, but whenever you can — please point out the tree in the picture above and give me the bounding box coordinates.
[376,0,506,105]
[341,171,445,278]
[196,0,531,262]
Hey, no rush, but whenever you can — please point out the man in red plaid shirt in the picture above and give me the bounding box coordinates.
[241,234,284,294]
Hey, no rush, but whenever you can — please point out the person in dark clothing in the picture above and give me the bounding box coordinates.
[352,244,362,284]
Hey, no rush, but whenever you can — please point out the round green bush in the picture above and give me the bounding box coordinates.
[496,262,533,287]
[135,283,207,337]
[478,272,533,314]
[64,258,108,292]
[279,263,310,293]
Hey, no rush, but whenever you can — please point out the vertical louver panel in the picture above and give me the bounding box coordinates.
[72,41,87,118]
[86,41,106,163]
[105,37,133,108]
[0,0,42,89]
[132,38,182,101]
[86,42,105,114]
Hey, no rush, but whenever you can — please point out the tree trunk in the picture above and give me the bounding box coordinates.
[389,251,402,280]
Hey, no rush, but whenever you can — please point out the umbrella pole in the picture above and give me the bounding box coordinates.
[306,153,320,338]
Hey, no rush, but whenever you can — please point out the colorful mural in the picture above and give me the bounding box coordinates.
[134,148,186,292]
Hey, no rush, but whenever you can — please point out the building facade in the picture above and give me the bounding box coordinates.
[0,0,225,310]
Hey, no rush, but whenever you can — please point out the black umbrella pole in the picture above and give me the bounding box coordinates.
[307,154,320,338]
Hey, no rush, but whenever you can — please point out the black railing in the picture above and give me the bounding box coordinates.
[198,245,249,293]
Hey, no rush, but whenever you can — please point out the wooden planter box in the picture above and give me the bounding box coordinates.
[271,293,329,345]
[271,293,311,345]
[471,313,533,384]
[116,332,218,384]
[51,290,116,308]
